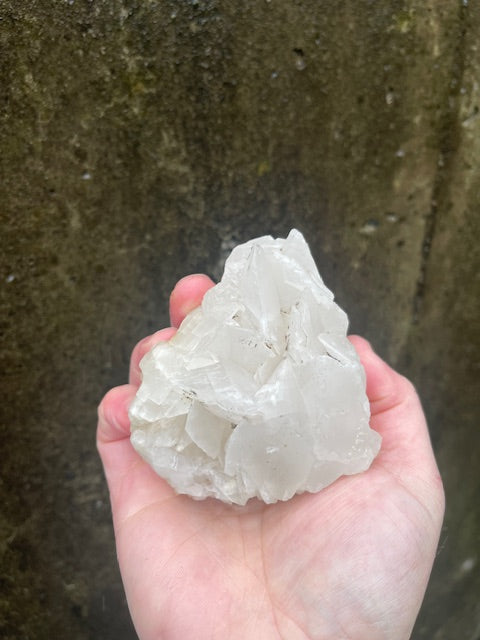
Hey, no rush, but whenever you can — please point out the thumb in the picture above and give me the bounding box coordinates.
[349,335,444,514]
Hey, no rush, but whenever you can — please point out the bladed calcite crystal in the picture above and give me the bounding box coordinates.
[129,230,381,504]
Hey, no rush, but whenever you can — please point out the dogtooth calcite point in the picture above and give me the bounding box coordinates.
[129,229,381,505]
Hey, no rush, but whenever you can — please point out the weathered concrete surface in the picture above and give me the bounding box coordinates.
[0,1,478,638]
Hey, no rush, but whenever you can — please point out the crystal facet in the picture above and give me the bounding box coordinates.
[129,230,381,504]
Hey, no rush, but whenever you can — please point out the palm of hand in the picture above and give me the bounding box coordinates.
[98,276,444,640]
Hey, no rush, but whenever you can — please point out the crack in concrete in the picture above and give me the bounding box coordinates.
[412,2,469,323]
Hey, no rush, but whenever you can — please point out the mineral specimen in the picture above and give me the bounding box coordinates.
[129,229,381,505]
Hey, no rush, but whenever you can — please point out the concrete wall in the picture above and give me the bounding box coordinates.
[1,1,478,637]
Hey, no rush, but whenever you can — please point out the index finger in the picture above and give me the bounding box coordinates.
[169,274,215,328]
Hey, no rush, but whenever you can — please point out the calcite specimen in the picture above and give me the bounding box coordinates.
[129,230,381,505]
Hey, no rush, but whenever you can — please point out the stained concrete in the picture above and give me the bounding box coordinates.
[1,1,479,638]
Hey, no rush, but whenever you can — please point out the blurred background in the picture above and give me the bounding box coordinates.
[1,1,479,638]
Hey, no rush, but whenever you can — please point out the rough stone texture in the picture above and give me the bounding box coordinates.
[0,1,478,638]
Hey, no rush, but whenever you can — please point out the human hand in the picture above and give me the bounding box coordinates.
[97,274,444,640]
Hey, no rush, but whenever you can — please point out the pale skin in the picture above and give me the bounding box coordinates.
[97,274,445,640]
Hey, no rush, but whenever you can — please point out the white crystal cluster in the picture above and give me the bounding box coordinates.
[129,230,381,505]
